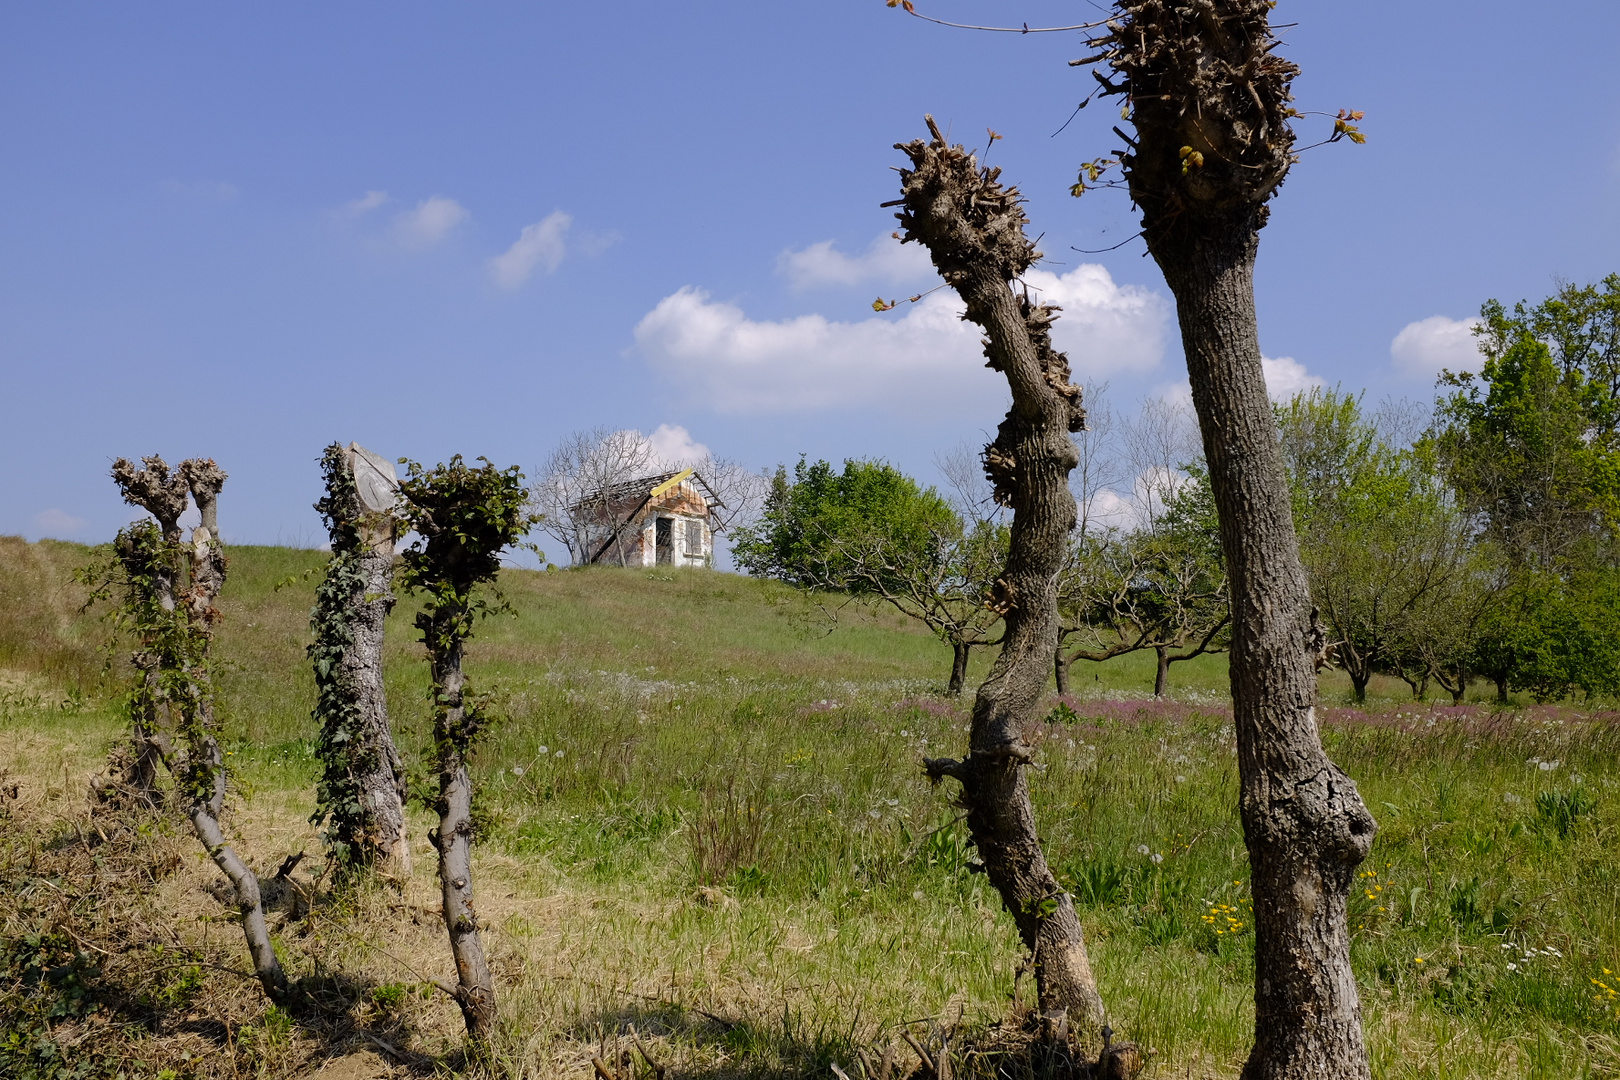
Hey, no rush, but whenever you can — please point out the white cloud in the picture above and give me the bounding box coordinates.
[489,211,572,289]
[1391,315,1482,379]
[1022,265,1171,377]
[777,234,935,290]
[393,195,468,247]
[341,190,389,216]
[645,423,711,467]
[1261,355,1324,400]
[634,264,1169,414]
[31,509,87,539]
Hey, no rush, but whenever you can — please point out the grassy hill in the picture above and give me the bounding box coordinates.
[1,538,1617,1079]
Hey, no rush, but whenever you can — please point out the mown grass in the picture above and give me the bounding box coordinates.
[0,539,1617,1079]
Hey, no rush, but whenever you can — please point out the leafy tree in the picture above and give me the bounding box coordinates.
[1279,391,1471,702]
[396,455,534,1043]
[1056,468,1228,697]
[733,458,1003,693]
[1428,276,1620,701]
[1434,284,1620,569]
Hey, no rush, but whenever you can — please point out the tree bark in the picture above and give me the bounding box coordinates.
[312,445,411,874]
[348,537,410,870]
[189,733,290,1004]
[427,631,497,1040]
[948,641,971,696]
[1054,644,1070,695]
[897,120,1106,1032]
[109,457,190,805]
[1159,231,1376,1080]
[1092,6,1378,1072]
[1153,645,1170,698]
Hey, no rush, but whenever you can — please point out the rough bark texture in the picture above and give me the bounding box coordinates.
[111,457,289,1003]
[1086,4,1377,1076]
[895,119,1105,1032]
[427,629,497,1039]
[109,456,191,802]
[311,444,411,874]
[1054,645,1070,695]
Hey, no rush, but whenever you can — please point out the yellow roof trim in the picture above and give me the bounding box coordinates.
[649,468,694,499]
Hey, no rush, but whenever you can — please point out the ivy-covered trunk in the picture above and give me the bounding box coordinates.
[897,120,1107,1036]
[396,454,534,1044]
[311,443,411,875]
[110,457,290,1004]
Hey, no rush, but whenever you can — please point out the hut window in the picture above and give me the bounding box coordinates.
[684,518,704,556]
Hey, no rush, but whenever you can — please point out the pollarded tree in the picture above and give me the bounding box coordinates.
[892,119,1106,1036]
[309,443,411,876]
[98,456,190,802]
[1080,6,1379,1077]
[396,455,534,1042]
[109,456,289,1004]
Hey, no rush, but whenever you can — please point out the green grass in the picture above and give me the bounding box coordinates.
[1,539,1617,1078]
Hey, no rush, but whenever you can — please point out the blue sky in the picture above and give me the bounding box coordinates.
[3,1,1618,552]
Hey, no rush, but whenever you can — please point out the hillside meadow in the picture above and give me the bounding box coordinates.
[1,537,1618,1079]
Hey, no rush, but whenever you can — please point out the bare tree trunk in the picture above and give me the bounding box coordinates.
[189,734,291,1003]
[1054,643,1070,695]
[948,641,971,696]
[179,460,290,1003]
[427,632,497,1039]
[1153,645,1170,698]
[1089,5,1377,1073]
[1161,236,1375,1079]
[311,445,411,874]
[898,121,1106,1033]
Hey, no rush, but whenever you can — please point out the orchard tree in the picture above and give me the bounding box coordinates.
[308,443,411,875]
[892,119,1106,1036]
[1429,276,1620,700]
[1056,465,1228,698]
[396,455,534,1042]
[733,458,1005,693]
[1279,391,1471,702]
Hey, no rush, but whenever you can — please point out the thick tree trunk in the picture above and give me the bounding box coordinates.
[312,445,411,874]
[1495,677,1510,704]
[1158,231,1375,1080]
[1054,644,1070,695]
[898,122,1106,1034]
[428,633,497,1040]
[1349,673,1369,704]
[948,641,971,696]
[1153,645,1170,698]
